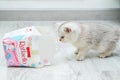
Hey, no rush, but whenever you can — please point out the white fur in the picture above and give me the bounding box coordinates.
[57,22,120,61]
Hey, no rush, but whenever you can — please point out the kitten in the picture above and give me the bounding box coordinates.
[57,22,120,61]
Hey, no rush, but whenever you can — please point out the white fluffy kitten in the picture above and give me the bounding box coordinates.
[57,22,120,61]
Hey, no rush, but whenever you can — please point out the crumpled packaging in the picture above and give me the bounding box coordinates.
[2,27,56,67]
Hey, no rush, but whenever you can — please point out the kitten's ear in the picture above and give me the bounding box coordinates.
[64,27,71,33]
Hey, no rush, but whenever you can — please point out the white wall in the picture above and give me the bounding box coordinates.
[0,0,119,10]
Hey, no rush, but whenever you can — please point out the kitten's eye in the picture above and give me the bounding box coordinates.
[61,36,64,39]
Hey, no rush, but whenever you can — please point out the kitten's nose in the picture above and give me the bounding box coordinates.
[59,39,62,41]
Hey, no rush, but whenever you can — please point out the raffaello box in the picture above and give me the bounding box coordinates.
[2,27,56,67]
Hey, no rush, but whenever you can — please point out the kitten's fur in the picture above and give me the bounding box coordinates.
[57,22,120,61]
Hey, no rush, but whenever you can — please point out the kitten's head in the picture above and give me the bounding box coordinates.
[57,22,81,43]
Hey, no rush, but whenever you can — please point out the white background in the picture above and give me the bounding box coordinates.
[0,0,119,10]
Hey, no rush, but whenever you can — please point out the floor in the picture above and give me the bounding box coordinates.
[0,21,120,80]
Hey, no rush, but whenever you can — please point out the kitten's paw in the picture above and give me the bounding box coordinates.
[98,54,108,58]
[76,56,85,61]
[74,50,79,55]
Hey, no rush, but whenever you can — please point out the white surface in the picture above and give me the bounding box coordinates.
[0,21,120,80]
[0,0,120,10]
